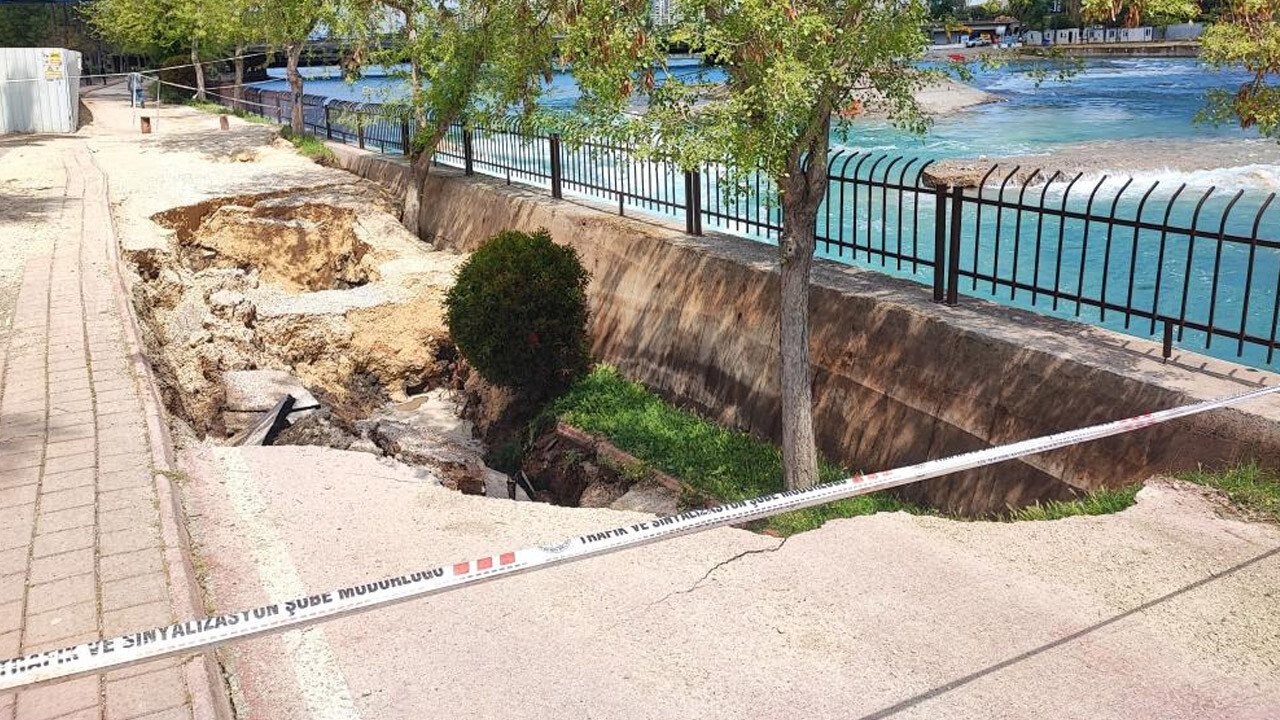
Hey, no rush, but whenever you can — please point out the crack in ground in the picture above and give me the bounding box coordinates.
[609,535,790,631]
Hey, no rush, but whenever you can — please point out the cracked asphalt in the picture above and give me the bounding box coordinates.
[179,445,1280,720]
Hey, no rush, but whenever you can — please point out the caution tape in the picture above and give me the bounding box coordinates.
[1,384,1276,692]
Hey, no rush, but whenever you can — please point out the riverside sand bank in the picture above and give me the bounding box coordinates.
[860,77,1003,117]
[928,137,1280,189]
[20,86,1274,719]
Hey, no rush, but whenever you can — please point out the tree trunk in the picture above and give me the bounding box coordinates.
[775,116,832,490]
[233,43,245,112]
[286,43,305,135]
[191,40,206,102]
[402,120,452,236]
[406,10,425,129]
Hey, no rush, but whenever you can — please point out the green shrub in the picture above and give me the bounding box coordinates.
[445,229,590,391]
[288,134,336,164]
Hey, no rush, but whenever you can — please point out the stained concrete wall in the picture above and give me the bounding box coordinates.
[330,145,1280,514]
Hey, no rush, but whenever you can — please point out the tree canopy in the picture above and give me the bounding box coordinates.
[88,0,244,58]
[558,0,937,489]
[1201,0,1280,139]
[338,0,560,233]
[1080,0,1198,27]
[559,0,933,182]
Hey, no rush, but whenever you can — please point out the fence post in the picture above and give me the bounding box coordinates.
[401,119,411,156]
[549,134,563,199]
[933,184,947,303]
[356,120,365,150]
[1162,321,1174,362]
[946,185,963,306]
[684,169,703,236]
[462,127,474,176]
[324,106,332,140]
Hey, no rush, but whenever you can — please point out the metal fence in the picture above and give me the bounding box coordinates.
[820,160,1280,369]
[212,90,1280,370]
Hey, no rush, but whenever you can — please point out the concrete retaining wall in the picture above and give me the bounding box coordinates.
[330,145,1280,514]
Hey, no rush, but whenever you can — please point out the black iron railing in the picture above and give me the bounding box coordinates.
[211,90,1280,370]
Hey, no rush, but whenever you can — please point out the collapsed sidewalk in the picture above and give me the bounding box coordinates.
[12,86,1278,720]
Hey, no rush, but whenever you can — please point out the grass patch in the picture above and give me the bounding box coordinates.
[1177,462,1280,523]
[153,83,275,125]
[287,134,337,164]
[544,365,922,535]
[1006,485,1141,521]
[190,100,274,125]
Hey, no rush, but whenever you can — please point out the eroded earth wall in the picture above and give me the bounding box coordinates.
[334,149,1280,514]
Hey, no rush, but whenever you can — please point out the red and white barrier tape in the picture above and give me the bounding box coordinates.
[1,383,1276,692]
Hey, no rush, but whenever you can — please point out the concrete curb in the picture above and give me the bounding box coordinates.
[84,146,235,720]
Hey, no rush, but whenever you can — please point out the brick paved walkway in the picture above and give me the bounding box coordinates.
[0,142,215,720]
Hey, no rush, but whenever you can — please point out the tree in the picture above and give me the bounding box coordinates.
[366,0,558,236]
[0,4,55,47]
[1008,0,1053,28]
[942,18,973,40]
[964,0,1004,21]
[88,0,246,101]
[87,0,169,58]
[262,0,330,133]
[223,0,265,110]
[560,0,935,490]
[1080,0,1197,27]
[928,0,960,20]
[332,0,429,127]
[1201,0,1280,139]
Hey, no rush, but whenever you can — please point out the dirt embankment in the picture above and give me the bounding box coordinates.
[78,96,546,502]
[128,182,462,438]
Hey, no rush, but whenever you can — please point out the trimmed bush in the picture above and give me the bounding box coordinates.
[445,229,591,391]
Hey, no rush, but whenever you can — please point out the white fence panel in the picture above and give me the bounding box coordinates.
[0,48,82,134]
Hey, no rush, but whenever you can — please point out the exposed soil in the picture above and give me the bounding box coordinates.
[447,357,539,445]
[127,184,460,438]
[156,200,379,292]
[521,421,680,513]
[122,178,545,503]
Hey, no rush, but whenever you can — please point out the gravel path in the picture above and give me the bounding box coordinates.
[0,139,65,347]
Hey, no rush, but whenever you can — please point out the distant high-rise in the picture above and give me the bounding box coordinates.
[651,0,674,26]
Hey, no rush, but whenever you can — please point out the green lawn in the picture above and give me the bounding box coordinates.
[1178,462,1280,523]
[544,365,1152,533]
[1005,485,1141,521]
[545,366,920,535]
[189,100,274,125]
[180,94,333,163]
[287,134,337,164]
[154,84,276,126]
